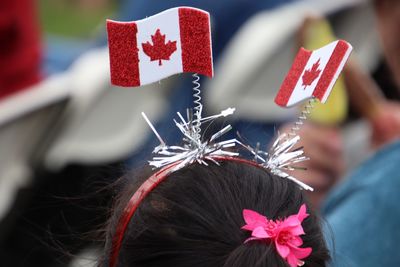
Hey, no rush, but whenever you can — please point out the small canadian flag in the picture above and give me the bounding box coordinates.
[275,40,352,107]
[107,7,213,87]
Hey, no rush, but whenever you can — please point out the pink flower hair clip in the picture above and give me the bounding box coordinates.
[242,204,312,267]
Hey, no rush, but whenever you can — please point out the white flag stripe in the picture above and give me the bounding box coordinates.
[286,41,338,107]
[136,8,183,85]
[320,45,352,103]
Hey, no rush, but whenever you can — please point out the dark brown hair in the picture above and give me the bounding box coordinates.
[101,160,330,267]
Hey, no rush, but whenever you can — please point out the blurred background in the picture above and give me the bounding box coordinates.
[1,0,399,266]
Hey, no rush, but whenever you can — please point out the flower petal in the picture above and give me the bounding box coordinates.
[297,204,309,222]
[286,253,300,267]
[289,245,312,259]
[242,225,254,231]
[288,236,303,247]
[242,209,268,230]
[275,242,290,258]
[281,216,300,228]
[289,225,305,236]
[252,226,271,239]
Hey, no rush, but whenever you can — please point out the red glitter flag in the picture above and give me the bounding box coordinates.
[275,40,352,107]
[107,7,213,87]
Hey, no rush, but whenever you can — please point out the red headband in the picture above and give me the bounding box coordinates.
[109,156,262,267]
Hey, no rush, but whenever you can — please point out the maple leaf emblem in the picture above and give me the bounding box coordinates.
[302,59,322,89]
[142,29,177,66]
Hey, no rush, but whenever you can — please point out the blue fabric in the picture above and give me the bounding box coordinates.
[322,140,400,267]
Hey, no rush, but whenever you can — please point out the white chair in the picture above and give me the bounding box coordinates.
[44,47,177,170]
[0,74,71,220]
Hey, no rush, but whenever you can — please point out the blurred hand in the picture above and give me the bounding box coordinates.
[279,122,345,208]
[371,101,400,148]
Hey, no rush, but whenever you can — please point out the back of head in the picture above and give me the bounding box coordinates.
[103,160,329,267]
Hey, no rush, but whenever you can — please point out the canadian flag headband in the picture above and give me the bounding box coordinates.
[106,6,352,267]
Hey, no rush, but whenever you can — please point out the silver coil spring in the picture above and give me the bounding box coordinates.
[192,73,202,139]
[289,98,316,137]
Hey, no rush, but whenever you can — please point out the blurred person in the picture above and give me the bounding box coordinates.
[369,0,400,147]
[314,0,400,265]
[0,0,42,99]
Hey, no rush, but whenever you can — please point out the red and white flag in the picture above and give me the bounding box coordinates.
[275,40,352,107]
[107,7,213,87]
